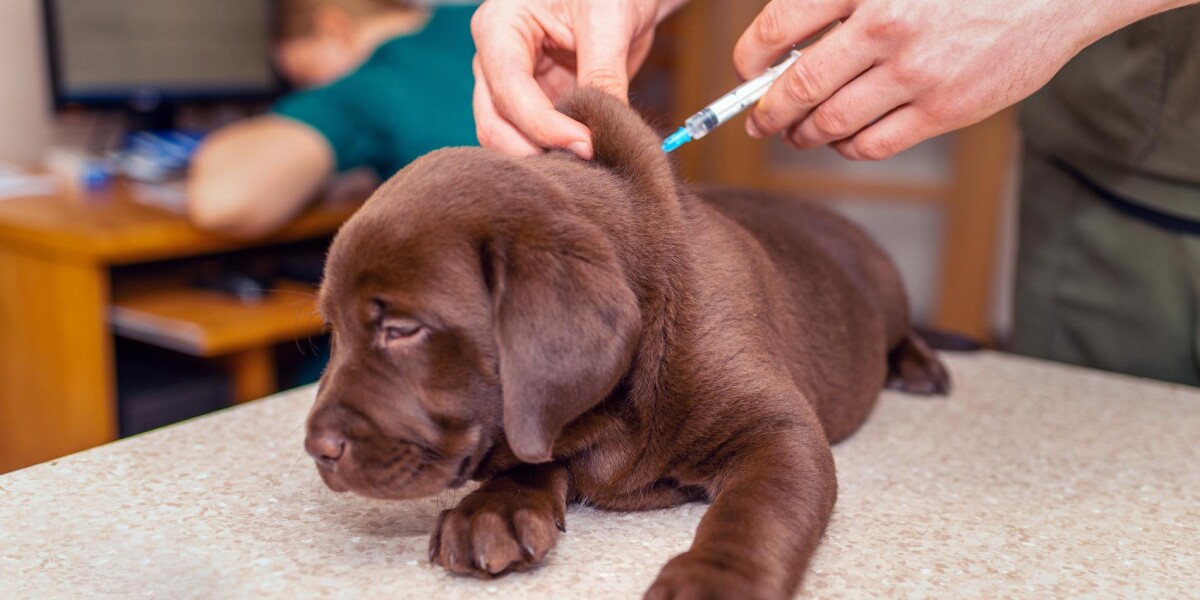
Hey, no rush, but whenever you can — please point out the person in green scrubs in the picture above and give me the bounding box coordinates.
[188,0,477,238]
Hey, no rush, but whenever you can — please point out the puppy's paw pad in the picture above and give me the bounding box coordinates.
[429,492,563,577]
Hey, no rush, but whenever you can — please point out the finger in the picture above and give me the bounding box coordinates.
[733,0,853,78]
[473,57,543,156]
[476,24,594,157]
[787,66,910,148]
[575,5,634,100]
[832,105,938,160]
[745,22,878,138]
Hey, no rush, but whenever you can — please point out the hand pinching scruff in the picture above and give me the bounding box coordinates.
[469,0,690,159]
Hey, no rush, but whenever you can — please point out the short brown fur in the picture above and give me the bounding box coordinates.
[307,89,949,599]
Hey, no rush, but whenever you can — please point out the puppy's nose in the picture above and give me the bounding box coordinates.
[305,431,347,468]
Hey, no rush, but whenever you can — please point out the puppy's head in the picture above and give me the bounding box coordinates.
[305,90,669,500]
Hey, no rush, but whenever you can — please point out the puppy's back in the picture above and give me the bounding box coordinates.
[695,184,910,349]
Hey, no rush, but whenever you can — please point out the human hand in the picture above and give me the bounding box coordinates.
[733,0,1115,160]
[471,0,687,159]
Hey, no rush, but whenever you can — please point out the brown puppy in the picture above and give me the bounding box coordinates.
[306,89,948,599]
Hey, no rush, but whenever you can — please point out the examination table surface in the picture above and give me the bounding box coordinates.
[2,352,1196,598]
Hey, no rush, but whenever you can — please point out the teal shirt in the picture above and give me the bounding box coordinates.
[272,6,477,179]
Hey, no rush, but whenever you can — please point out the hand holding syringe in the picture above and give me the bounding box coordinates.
[662,22,838,153]
[662,49,802,152]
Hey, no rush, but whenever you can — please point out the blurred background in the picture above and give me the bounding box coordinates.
[0,0,1018,473]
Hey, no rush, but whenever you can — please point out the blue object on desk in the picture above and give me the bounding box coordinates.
[81,159,115,191]
[119,130,206,182]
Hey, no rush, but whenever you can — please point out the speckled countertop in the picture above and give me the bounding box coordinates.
[1,352,1197,598]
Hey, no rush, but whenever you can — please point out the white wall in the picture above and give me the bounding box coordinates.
[0,0,51,165]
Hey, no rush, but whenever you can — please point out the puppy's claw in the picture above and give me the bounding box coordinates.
[555,519,566,533]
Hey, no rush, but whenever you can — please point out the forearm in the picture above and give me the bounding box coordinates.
[187,117,332,238]
[699,444,835,593]
[649,426,838,599]
[188,160,317,239]
[1087,0,1199,44]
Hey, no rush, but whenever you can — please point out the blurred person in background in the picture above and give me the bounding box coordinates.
[188,0,477,237]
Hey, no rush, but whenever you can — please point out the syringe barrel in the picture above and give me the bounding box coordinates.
[682,50,802,141]
[684,108,719,140]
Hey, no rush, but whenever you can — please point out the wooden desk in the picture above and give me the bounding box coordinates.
[110,279,326,404]
[0,182,359,473]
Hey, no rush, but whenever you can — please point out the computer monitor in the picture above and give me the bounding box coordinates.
[43,0,281,126]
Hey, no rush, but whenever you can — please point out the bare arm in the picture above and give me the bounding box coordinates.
[1103,0,1200,30]
[187,116,334,238]
[734,0,1200,161]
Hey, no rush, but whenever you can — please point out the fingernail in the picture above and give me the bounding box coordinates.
[746,120,762,139]
[568,141,592,159]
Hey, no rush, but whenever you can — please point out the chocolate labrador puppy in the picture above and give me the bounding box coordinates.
[306,89,948,599]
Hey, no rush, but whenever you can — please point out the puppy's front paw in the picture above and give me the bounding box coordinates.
[429,488,565,577]
[645,552,780,600]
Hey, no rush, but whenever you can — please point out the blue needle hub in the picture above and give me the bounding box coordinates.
[661,127,692,153]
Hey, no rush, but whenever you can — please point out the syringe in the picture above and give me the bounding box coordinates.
[662,49,802,153]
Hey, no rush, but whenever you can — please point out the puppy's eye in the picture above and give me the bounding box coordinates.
[379,318,423,344]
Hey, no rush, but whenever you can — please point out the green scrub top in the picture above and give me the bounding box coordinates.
[272,5,478,180]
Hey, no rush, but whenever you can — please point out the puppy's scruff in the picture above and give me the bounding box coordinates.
[307,89,948,598]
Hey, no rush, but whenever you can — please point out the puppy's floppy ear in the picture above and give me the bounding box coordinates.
[557,88,677,204]
[486,222,641,463]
